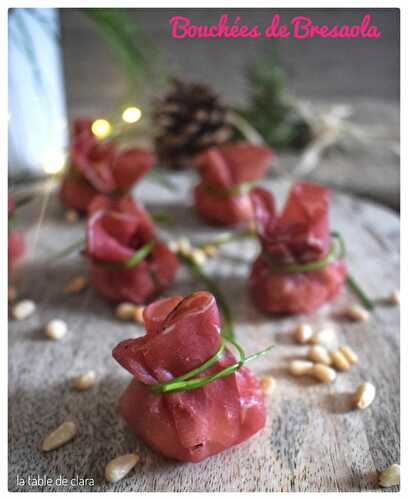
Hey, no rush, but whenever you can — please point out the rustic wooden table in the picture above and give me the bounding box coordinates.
[8,175,400,492]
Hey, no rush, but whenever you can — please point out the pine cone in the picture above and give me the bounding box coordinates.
[153,79,232,169]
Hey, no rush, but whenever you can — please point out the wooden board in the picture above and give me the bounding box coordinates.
[8,175,400,492]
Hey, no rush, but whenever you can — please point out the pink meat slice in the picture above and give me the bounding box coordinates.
[86,210,138,262]
[8,194,25,267]
[193,143,273,226]
[90,241,178,304]
[249,182,346,314]
[193,184,255,226]
[86,206,178,304]
[249,257,347,315]
[113,149,155,190]
[252,183,330,264]
[8,230,25,267]
[59,174,98,213]
[87,194,155,241]
[71,141,118,194]
[113,292,266,462]
[194,143,273,188]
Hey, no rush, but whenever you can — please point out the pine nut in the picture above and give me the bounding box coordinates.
[311,363,337,383]
[41,421,77,451]
[105,453,140,483]
[345,304,370,322]
[65,275,88,293]
[260,376,276,395]
[12,299,36,320]
[202,244,217,257]
[167,240,179,253]
[378,464,400,488]
[308,345,331,365]
[389,290,400,305]
[310,326,338,351]
[353,382,376,409]
[330,349,351,371]
[133,306,144,324]
[288,360,314,377]
[65,209,79,223]
[46,319,67,340]
[338,345,359,364]
[293,323,313,344]
[116,302,136,321]
[177,238,192,255]
[190,248,207,266]
[213,232,232,244]
[72,370,96,391]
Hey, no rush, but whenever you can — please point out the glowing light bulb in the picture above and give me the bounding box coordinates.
[91,118,112,139]
[122,107,142,124]
[43,152,66,175]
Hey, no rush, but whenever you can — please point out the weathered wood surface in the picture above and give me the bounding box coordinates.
[8,175,400,492]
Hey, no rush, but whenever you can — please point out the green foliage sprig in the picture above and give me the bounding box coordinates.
[238,56,312,151]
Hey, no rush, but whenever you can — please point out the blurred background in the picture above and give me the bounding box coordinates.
[8,8,400,209]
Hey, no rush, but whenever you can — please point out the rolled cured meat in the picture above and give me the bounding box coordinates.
[84,196,178,304]
[113,291,266,462]
[60,118,155,213]
[249,182,347,315]
[193,143,273,226]
[8,194,25,268]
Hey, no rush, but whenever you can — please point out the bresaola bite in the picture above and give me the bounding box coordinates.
[84,195,178,304]
[249,182,347,315]
[112,291,266,463]
[193,142,273,226]
[8,194,25,269]
[60,118,155,214]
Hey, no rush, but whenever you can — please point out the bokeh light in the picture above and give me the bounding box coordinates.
[43,152,66,175]
[91,118,112,139]
[122,107,142,124]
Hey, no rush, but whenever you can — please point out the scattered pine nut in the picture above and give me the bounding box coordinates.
[389,290,400,305]
[65,209,79,224]
[378,464,400,488]
[308,345,332,365]
[133,306,144,324]
[177,238,192,255]
[72,370,97,391]
[293,323,313,344]
[41,421,77,451]
[330,349,351,371]
[105,453,140,483]
[345,304,370,322]
[65,275,88,293]
[46,319,67,340]
[12,299,36,320]
[202,244,217,257]
[338,345,359,364]
[8,286,17,302]
[191,248,207,266]
[310,326,338,351]
[116,302,137,321]
[311,363,337,384]
[260,376,276,395]
[213,232,232,245]
[167,240,179,253]
[353,382,376,409]
[288,360,314,377]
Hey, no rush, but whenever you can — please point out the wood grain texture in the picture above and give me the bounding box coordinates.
[8,175,400,492]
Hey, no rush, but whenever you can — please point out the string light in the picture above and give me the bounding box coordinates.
[91,118,112,139]
[43,152,66,175]
[122,107,142,124]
